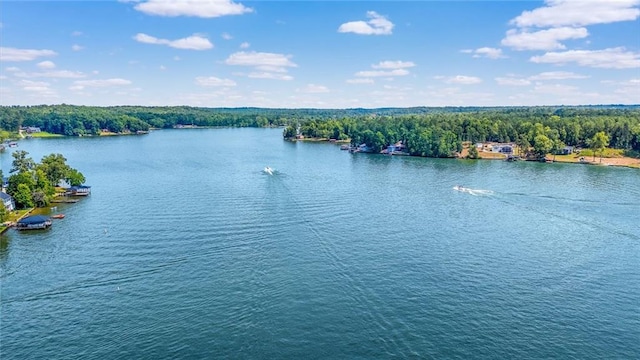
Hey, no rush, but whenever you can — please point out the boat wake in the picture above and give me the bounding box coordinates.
[453,185,494,196]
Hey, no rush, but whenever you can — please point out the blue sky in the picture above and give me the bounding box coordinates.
[1,0,639,108]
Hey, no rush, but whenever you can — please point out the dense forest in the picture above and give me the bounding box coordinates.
[285,106,640,159]
[1,105,639,159]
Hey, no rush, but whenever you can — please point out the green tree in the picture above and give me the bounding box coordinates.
[551,139,566,162]
[516,135,531,158]
[13,183,34,209]
[10,150,35,174]
[533,134,553,161]
[467,144,480,159]
[0,130,10,143]
[66,169,86,186]
[283,125,296,139]
[7,172,36,198]
[589,131,609,162]
[39,153,71,186]
[0,204,7,223]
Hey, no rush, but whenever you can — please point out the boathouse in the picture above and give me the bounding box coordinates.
[16,215,52,230]
[67,185,91,196]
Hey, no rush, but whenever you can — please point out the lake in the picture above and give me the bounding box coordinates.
[1,128,639,359]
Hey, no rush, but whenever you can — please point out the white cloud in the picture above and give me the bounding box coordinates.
[511,0,640,28]
[195,76,237,87]
[463,47,506,59]
[134,33,213,50]
[353,60,414,79]
[72,44,84,51]
[502,27,588,51]
[18,79,50,91]
[225,51,296,68]
[14,79,58,98]
[37,61,56,69]
[134,0,253,17]
[532,83,579,95]
[371,60,415,69]
[221,32,233,40]
[0,47,57,62]
[239,42,250,49]
[298,84,330,93]
[71,78,132,90]
[254,65,287,73]
[247,72,293,81]
[225,51,296,80]
[346,78,374,84]
[530,47,640,68]
[15,70,86,79]
[496,71,589,86]
[439,75,482,85]
[495,77,532,86]
[528,71,589,80]
[355,69,410,77]
[338,11,394,35]
[71,31,83,36]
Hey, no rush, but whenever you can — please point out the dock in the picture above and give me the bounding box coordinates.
[51,199,79,203]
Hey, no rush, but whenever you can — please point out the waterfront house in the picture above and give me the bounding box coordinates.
[384,141,409,155]
[559,146,574,155]
[16,215,52,230]
[1,192,15,211]
[491,144,514,154]
[67,185,91,196]
[21,126,41,134]
[357,143,373,153]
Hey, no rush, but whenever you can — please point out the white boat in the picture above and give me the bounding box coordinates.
[263,166,274,175]
[453,185,470,192]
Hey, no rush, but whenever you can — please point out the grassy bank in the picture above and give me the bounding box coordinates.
[0,208,34,234]
[27,132,64,138]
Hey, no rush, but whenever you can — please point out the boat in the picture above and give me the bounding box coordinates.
[51,214,65,219]
[453,185,471,192]
[263,166,274,175]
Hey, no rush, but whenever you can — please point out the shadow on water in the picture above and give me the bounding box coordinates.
[0,235,9,262]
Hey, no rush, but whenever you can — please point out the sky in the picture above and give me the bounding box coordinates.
[0,0,639,108]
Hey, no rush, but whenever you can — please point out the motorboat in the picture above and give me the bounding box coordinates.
[263,166,274,175]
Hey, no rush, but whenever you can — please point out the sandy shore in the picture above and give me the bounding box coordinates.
[549,155,640,168]
[459,147,639,169]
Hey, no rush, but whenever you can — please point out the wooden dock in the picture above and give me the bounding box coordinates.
[51,199,79,203]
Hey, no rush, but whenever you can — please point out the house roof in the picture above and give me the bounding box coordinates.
[18,215,50,224]
[0,192,12,201]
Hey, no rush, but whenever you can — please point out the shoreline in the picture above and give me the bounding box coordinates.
[0,208,35,235]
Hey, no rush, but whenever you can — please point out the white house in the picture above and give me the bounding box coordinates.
[1,192,15,212]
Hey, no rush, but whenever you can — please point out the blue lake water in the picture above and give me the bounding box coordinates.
[1,128,639,359]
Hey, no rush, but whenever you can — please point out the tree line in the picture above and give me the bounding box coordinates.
[284,107,640,159]
[1,104,638,160]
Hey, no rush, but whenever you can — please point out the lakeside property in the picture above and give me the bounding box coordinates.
[295,136,640,169]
